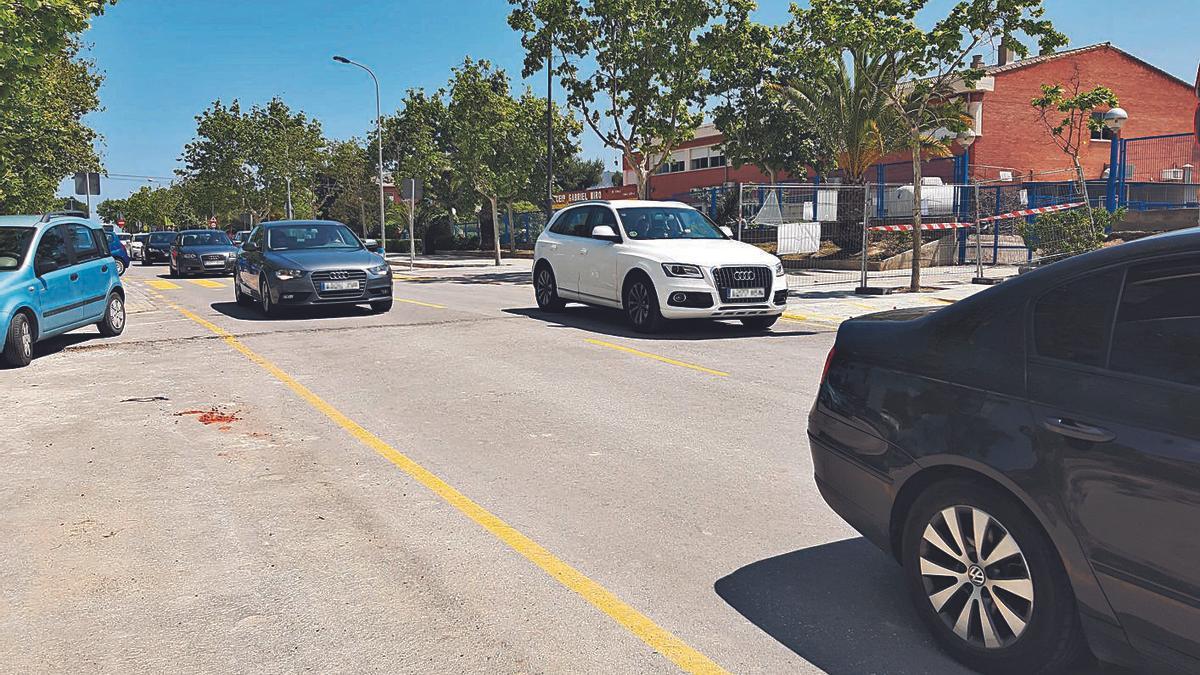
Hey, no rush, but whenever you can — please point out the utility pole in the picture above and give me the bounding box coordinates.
[334,55,387,253]
[545,32,554,220]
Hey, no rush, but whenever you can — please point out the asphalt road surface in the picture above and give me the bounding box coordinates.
[2,262,973,674]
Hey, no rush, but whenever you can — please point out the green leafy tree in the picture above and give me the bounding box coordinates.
[553,155,606,192]
[1019,206,1120,261]
[96,197,128,224]
[249,97,326,220]
[318,138,373,234]
[177,99,253,225]
[1031,79,1118,232]
[0,39,103,213]
[0,0,112,100]
[447,57,517,264]
[796,0,1066,290]
[508,0,756,199]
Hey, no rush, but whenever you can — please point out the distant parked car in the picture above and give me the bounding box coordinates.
[130,233,149,261]
[231,229,252,247]
[533,200,787,333]
[141,231,174,265]
[234,220,393,316]
[105,231,130,275]
[808,228,1200,673]
[0,214,126,368]
[169,229,238,277]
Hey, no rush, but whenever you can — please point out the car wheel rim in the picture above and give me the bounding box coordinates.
[919,505,1034,650]
[19,320,32,358]
[261,279,270,312]
[628,283,650,325]
[109,297,125,330]
[536,270,553,306]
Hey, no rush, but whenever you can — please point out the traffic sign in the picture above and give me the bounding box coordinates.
[208,216,218,227]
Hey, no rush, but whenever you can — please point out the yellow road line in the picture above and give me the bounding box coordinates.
[929,297,956,304]
[187,279,227,288]
[584,339,729,378]
[164,304,726,674]
[393,297,446,309]
[782,312,842,325]
[145,279,181,290]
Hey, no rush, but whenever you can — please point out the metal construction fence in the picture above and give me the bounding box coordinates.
[723,179,1098,290]
[1116,133,1200,211]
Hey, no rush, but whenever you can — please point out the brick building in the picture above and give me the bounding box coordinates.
[629,43,1198,199]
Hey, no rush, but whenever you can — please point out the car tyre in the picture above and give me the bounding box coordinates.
[2,312,35,368]
[141,256,151,267]
[371,299,393,313]
[534,264,566,312]
[259,274,279,317]
[97,293,126,338]
[115,259,126,276]
[623,275,664,334]
[740,315,779,330]
[902,479,1089,674]
[234,277,253,307]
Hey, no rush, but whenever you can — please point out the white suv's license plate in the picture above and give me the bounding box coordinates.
[729,287,764,299]
[322,280,361,291]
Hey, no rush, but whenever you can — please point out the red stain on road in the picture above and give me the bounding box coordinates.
[176,408,242,426]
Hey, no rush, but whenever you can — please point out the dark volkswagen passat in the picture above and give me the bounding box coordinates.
[169,229,239,276]
[234,220,392,316]
[808,229,1200,674]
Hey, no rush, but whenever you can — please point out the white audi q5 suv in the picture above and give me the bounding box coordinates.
[532,200,788,333]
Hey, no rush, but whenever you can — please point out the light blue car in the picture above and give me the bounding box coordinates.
[0,213,126,368]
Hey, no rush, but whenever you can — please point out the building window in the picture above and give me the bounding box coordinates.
[709,154,726,168]
[656,160,685,175]
[690,157,709,171]
[1090,113,1115,141]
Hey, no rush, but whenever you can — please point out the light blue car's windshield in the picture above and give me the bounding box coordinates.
[616,208,725,240]
[0,228,35,271]
[267,224,361,251]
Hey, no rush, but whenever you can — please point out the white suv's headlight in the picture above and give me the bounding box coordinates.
[662,263,704,278]
[368,263,391,277]
[275,268,306,280]
[774,261,785,277]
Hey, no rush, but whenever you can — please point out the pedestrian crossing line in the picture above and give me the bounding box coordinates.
[144,279,182,290]
[187,279,227,288]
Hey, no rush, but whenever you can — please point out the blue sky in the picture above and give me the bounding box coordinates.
[66,0,1200,205]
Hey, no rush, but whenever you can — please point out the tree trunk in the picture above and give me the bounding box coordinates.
[1073,155,1098,235]
[489,195,502,266]
[766,167,777,185]
[635,166,650,200]
[909,136,923,292]
[506,202,517,254]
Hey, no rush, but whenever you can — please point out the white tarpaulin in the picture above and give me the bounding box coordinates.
[777,222,821,255]
[752,189,784,225]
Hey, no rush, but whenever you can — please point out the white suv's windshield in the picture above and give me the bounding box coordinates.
[616,207,725,240]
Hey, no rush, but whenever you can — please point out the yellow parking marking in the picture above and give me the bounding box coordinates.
[164,304,726,674]
[585,338,729,378]
[782,312,842,326]
[145,279,181,290]
[393,297,446,309]
[929,297,956,304]
[187,279,227,289]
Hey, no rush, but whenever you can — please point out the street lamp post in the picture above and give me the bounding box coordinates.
[334,55,387,254]
[1104,107,1129,213]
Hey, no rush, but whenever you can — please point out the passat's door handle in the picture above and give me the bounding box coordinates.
[1042,417,1116,443]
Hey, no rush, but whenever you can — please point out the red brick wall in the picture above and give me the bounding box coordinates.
[973,46,1196,180]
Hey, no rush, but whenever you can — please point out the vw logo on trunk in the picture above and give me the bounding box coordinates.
[734,270,754,281]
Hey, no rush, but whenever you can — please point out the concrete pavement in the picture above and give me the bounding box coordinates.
[1,263,972,674]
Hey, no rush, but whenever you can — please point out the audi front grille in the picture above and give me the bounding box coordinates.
[712,266,771,303]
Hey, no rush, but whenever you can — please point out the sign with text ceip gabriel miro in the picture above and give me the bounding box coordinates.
[552,184,638,210]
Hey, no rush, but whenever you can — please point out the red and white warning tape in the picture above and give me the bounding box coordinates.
[867,222,972,232]
[977,201,1085,223]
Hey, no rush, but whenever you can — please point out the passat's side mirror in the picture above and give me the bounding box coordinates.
[591,225,621,242]
[719,226,734,238]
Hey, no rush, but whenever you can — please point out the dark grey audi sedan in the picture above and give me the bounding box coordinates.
[809,228,1200,674]
[234,220,392,316]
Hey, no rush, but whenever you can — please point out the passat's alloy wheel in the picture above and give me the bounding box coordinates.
[918,506,1034,649]
[903,480,1089,674]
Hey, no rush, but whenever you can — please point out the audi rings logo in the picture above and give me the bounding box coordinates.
[330,271,349,280]
[733,270,754,281]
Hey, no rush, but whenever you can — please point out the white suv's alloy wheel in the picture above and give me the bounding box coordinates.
[626,282,652,325]
[919,505,1034,649]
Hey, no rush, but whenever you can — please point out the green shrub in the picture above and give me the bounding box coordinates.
[1018,207,1123,261]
